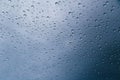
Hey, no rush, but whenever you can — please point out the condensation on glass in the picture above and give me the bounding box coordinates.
[0,0,120,80]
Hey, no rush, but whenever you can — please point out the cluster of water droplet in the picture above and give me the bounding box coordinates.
[0,0,120,80]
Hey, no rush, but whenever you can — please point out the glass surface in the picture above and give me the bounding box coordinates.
[0,0,120,80]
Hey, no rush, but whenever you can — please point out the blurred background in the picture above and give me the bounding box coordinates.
[0,0,120,80]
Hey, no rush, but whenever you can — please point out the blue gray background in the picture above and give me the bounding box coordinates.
[0,0,120,80]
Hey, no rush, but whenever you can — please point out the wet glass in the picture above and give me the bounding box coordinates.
[0,0,120,80]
